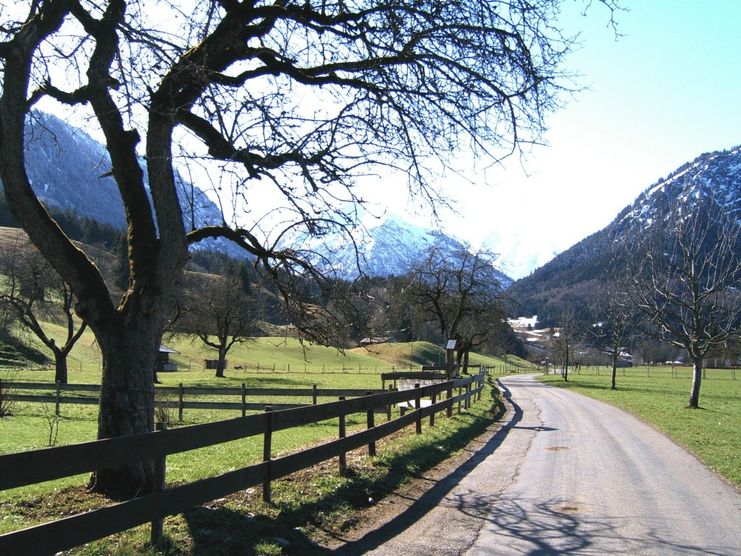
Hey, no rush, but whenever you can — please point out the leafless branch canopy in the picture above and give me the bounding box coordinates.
[0,0,615,342]
[623,195,741,360]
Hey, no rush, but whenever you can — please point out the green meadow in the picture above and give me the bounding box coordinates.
[0,335,508,506]
[0,333,503,553]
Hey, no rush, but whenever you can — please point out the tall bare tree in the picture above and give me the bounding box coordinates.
[624,196,740,408]
[184,266,258,378]
[0,0,617,495]
[408,247,504,374]
[0,239,87,384]
[552,309,578,381]
[590,283,637,390]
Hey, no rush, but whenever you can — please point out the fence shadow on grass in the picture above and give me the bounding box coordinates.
[182,504,327,555]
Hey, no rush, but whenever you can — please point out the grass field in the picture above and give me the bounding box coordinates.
[0,358,501,553]
[539,366,741,487]
[6,326,515,377]
[0,337,507,502]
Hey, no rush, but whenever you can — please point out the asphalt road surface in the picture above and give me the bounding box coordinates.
[337,374,741,555]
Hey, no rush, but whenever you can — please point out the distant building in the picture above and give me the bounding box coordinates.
[358,336,393,347]
[157,345,179,372]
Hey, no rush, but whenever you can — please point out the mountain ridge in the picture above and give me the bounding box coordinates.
[4,113,514,284]
[508,145,741,326]
[305,214,514,286]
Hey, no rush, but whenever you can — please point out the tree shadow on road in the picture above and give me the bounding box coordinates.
[332,379,524,554]
[455,493,731,556]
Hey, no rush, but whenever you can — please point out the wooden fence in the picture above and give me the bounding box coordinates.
[544,365,738,380]
[0,371,486,555]
[0,380,386,418]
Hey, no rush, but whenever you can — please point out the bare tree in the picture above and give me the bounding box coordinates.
[590,282,636,390]
[183,266,258,378]
[624,196,740,408]
[0,0,617,496]
[552,309,578,381]
[408,247,504,375]
[0,240,87,384]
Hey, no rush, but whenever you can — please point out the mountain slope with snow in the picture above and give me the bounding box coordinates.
[307,215,514,286]
[508,145,741,327]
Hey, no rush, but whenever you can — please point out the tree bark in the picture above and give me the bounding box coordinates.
[215,345,227,378]
[54,350,68,385]
[689,358,703,409]
[610,358,617,390]
[89,321,160,499]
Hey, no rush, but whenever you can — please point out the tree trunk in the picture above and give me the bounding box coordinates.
[462,350,470,374]
[90,326,160,499]
[215,345,227,378]
[688,357,703,409]
[54,350,68,385]
[611,353,617,390]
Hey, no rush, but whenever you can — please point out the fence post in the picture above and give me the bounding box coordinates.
[178,383,184,421]
[55,381,61,416]
[263,406,273,503]
[339,397,347,476]
[414,384,422,435]
[457,386,462,415]
[150,422,168,548]
[446,383,453,417]
[366,391,376,457]
[312,384,318,405]
[387,385,393,421]
[241,383,247,417]
[430,391,436,427]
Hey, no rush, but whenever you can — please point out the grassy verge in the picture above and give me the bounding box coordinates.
[0,376,500,554]
[539,368,740,487]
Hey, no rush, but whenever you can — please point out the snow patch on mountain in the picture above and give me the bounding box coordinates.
[618,146,741,231]
[307,215,514,286]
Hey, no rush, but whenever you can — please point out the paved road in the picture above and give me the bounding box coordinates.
[337,374,741,555]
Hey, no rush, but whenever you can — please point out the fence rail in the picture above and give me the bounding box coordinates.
[0,380,387,417]
[0,371,486,555]
[544,365,738,380]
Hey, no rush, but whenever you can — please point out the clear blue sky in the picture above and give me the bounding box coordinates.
[381,0,741,279]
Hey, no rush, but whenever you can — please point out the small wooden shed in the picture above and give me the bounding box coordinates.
[157,345,179,372]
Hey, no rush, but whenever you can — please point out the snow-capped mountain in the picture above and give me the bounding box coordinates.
[4,113,514,287]
[6,111,225,233]
[306,215,514,286]
[614,146,741,233]
[508,146,741,327]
